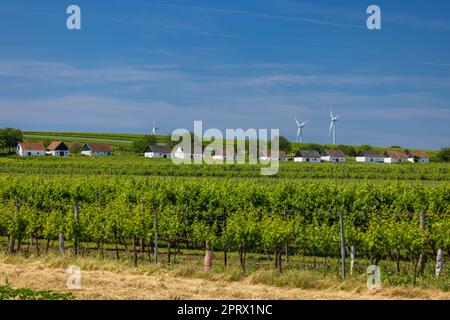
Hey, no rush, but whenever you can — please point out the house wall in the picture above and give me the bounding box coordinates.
[144,152,172,158]
[81,151,112,157]
[408,158,429,163]
[50,150,70,157]
[321,156,346,163]
[17,145,44,156]
[356,156,384,163]
[384,157,407,163]
[294,157,321,163]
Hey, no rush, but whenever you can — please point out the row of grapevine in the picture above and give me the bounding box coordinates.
[0,175,449,284]
[1,157,450,181]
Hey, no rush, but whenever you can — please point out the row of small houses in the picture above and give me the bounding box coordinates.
[144,145,430,163]
[16,141,430,163]
[16,141,112,157]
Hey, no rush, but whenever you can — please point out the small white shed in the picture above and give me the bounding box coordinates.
[293,150,321,163]
[144,145,172,158]
[16,141,46,156]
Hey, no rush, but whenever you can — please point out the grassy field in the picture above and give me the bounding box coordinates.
[1,252,449,300]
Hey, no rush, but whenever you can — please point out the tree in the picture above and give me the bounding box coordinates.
[359,144,372,151]
[337,144,357,156]
[436,148,450,162]
[132,135,157,155]
[0,128,23,153]
[276,136,291,153]
[68,142,83,155]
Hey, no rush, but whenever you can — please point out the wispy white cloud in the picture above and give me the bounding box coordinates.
[0,60,185,84]
[386,14,450,31]
[420,62,450,67]
[153,3,363,29]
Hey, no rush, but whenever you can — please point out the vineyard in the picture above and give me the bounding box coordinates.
[0,174,449,290]
[1,157,450,181]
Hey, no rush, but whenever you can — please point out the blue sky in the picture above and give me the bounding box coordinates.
[0,0,449,149]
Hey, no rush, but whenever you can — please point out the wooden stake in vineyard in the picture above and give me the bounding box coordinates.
[74,202,80,256]
[204,240,213,271]
[435,249,443,278]
[418,212,426,275]
[154,209,159,264]
[59,233,65,256]
[339,210,346,281]
[222,209,227,267]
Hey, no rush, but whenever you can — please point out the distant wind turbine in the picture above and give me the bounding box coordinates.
[294,116,309,143]
[151,121,159,135]
[328,108,339,145]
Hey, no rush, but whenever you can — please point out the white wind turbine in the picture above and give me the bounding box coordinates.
[151,121,159,135]
[328,108,339,145]
[294,116,309,143]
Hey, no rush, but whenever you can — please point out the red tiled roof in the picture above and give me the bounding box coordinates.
[19,141,45,151]
[384,150,408,159]
[85,143,112,153]
[408,151,429,158]
[323,149,346,157]
[47,141,68,151]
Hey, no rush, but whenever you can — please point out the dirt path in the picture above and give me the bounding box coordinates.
[0,259,448,300]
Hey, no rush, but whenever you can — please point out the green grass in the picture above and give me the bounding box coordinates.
[0,284,74,300]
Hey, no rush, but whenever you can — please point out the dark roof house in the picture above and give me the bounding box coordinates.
[47,141,69,151]
[358,150,383,157]
[145,145,172,154]
[83,143,113,153]
[407,151,429,159]
[384,150,409,159]
[321,149,346,157]
[294,150,321,158]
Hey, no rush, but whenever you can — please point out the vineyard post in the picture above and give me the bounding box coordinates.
[350,246,355,275]
[435,249,443,277]
[74,202,79,256]
[223,209,227,267]
[339,210,346,281]
[59,233,65,256]
[154,209,159,264]
[8,195,20,254]
[418,211,426,275]
[284,209,289,263]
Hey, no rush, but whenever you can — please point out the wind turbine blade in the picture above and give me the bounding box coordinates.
[297,127,301,137]
[294,116,300,127]
[301,120,309,127]
[329,122,333,136]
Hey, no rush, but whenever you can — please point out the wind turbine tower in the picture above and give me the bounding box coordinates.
[294,116,309,143]
[329,109,339,145]
[151,121,159,135]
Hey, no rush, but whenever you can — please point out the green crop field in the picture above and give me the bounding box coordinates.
[1,131,449,295]
[1,155,449,291]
